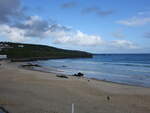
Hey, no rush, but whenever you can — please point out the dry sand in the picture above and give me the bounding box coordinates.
[0,60,150,113]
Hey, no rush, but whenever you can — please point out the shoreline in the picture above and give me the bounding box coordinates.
[0,60,150,113]
[10,55,93,62]
[20,61,150,88]
[3,60,150,90]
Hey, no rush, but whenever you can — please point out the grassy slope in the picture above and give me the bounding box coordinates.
[0,42,92,61]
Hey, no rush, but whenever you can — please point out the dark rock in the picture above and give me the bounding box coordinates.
[73,74,77,76]
[0,106,10,113]
[78,72,84,76]
[73,72,84,77]
[22,63,41,67]
[107,96,110,101]
[56,75,68,79]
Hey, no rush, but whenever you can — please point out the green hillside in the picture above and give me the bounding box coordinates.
[0,42,92,61]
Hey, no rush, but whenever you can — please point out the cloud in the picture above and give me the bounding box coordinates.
[53,30,103,46]
[0,14,138,48]
[82,7,113,16]
[117,17,150,26]
[0,0,138,50]
[138,11,150,16]
[0,14,102,46]
[144,32,150,38]
[0,24,27,42]
[0,16,138,49]
[15,16,71,38]
[49,24,71,32]
[0,0,24,24]
[15,16,50,38]
[112,30,125,38]
[110,40,138,49]
[117,11,150,26]
[0,15,70,40]
[61,1,77,9]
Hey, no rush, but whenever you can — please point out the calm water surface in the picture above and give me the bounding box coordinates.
[34,54,150,87]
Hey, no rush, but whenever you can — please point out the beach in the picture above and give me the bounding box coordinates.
[0,60,150,113]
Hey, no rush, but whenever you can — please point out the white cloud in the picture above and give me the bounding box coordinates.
[117,17,150,26]
[48,30,103,46]
[24,16,41,25]
[111,40,138,49]
[112,30,125,38]
[0,15,139,50]
[17,15,50,38]
[0,24,27,42]
[144,31,150,38]
[0,15,50,42]
[117,11,150,26]
[0,16,103,46]
[138,11,150,16]
[0,0,141,52]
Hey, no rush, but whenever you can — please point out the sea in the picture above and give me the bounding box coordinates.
[34,54,150,87]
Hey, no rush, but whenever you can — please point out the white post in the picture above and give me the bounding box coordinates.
[72,103,74,113]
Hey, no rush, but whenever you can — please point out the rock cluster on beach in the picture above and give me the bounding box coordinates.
[73,72,84,77]
[56,74,69,79]
[21,63,41,68]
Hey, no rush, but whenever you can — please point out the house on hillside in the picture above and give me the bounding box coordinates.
[0,55,7,60]
[0,43,13,50]
[18,45,24,48]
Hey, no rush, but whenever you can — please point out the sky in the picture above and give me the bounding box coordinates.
[0,0,150,53]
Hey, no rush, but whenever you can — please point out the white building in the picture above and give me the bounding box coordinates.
[0,43,13,49]
[18,45,24,48]
[0,55,7,59]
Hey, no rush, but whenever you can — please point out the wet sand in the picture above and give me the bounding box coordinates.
[0,60,150,113]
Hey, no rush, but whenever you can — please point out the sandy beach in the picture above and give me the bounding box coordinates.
[0,60,150,113]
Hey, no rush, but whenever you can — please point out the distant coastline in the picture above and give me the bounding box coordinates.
[0,42,92,62]
[10,56,93,62]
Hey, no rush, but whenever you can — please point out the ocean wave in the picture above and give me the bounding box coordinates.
[111,63,150,68]
[40,58,150,68]
[97,62,150,68]
[66,60,150,68]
